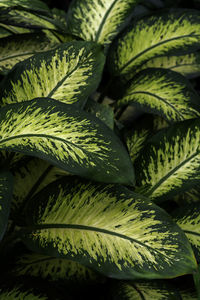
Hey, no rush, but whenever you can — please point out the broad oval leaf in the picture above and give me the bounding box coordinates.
[108,10,200,76]
[22,177,196,280]
[13,253,104,284]
[135,119,200,202]
[110,280,181,299]
[0,32,58,74]
[173,203,200,261]
[66,0,138,47]
[138,52,200,79]
[0,98,134,185]
[0,41,105,107]
[0,170,13,240]
[116,68,200,122]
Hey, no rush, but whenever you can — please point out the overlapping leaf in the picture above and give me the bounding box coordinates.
[0,32,58,74]
[110,280,180,299]
[0,0,49,13]
[22,177,196,280]
[116,68,200,122]
[139,52,200,79]
[135,119,200,202]
[0,171,13,240]
[13,253,104,284]
[0,98,134,185]
[0,287,48,300]
[0,41,105,107]
[0,23,32,35]
[108,10,200,76]
[173,203,200,261]
[12,157,68,216]
[66,0,139,47]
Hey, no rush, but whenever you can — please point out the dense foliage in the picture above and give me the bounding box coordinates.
[1,0,200,299]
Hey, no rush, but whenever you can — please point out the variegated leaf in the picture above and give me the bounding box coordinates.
[0,32,58,74]
[135,119,200,202]
[0,171,13,240]
[110,280,180,299]
[0,22,32,35]
[173,203,200,261]
[116,68,200,122]
[0,41,105,107]
[0,7,62,32]
[0,287,48,300]
[85,98,114,130]
[13,253,104,284]
[0,0,49,13]
[108,10,200,76]
[174,186,200,205]
[0,98,134,185]
[66,0,139,47]
[139,52,200,79]
[12,157,68,216]
[22,177,196,280]
[52,8,67,29]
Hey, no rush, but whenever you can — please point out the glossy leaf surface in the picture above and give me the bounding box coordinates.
[135,119,200,201]
[108,10,200,76]
[0,41,105,107]
[22,177,196,280]
[66,0,138,47]
[0,98,134,185]
[116,68,200,122]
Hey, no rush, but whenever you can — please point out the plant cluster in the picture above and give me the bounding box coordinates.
[1,0,200,299]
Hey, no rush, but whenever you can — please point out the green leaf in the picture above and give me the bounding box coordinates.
[85,98,114,130]
[174,186,200,205]
[135,119,200,202]
[0,287,48,300]
[0,22,32,35]
[0,41,105,107]
[108,10,200,76]
[138,52,200,79]
[0,0,49,13]
[66,0,139,47]
[22,177,196,280]
[0,32,58,74]
[0,98,134,185]
[173,203,200,261]
[116,68,200,122]
[0,171,13,240]
[13,253,104,284]
[110,280,181,299]
[12,157,68,217]
[0,7,61,31]
[51,8,67,29]
[179,288,198,300]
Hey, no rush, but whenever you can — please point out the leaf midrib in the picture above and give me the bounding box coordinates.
[119,34,200,73]
[146,149,200,198]
[120,90,184,119]
[27,223,176,259]
[95,0,118,43]
[0,133,92,155]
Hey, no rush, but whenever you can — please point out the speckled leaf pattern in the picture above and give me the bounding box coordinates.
[135,119,200,202]
[110,280,180,299]
[0,0,49,12]
[66,0,138,47]
[22,177,196,280]
[0,23,32,35]
[139,52,200,79]
[12,157,68,215]
[0,98,134,185]
[0,41,105,107]
[0,32,58,74]
[108,10,200,76]
[13,253,104,283]
[125,128,149,164]
[0,287,48,300]
[173,203,200,261]
[0,171,13,240]
[116,68,200,122]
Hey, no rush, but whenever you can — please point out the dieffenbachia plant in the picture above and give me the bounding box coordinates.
[1,0,200,298]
